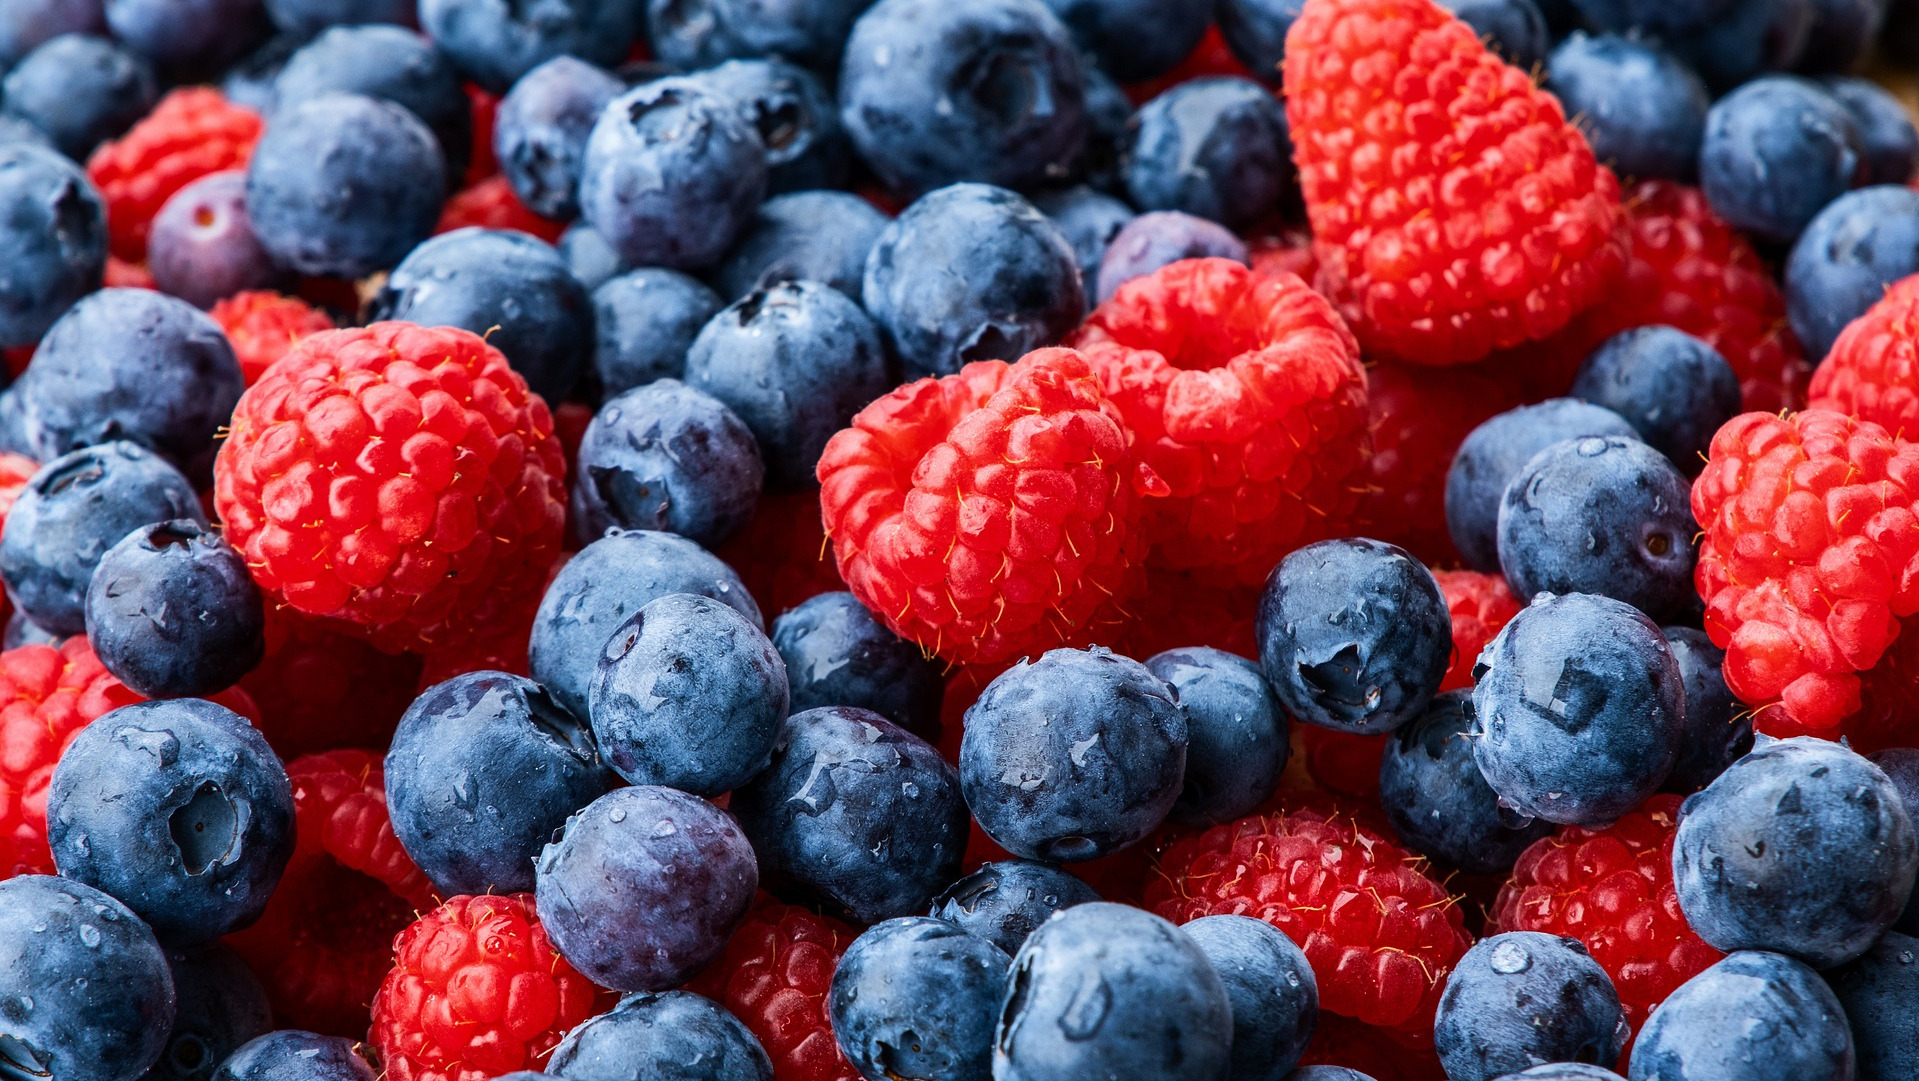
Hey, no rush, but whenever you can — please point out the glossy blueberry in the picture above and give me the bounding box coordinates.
[1571,327,1739,476]
[733,706,967,923]
[1032,186,1134,305]
[830,918,1011,1081]
[246,92,446,278]
[1823,78,1918,186]
[272,25,469,182]
[536,786,758,991]
[572,381,763,547]
[1284,1072,1379,1081]
[1145,647,1287,826]
[1038,0,1212,81]
[1255,538,1450,736]
[0,33,154,159]
[547,991,773,1081]
[104,0,270,72]
[711,191,888,304]
[1673,736,1918,968]
[85,520,265,698]
[1445,398,1639,572]
[0,442,203,636]
[262,0,415,35]
[1699,76,1857,244]
[684,279,891,492]
[0,0,105,68]
[928,859,1101,955]
[150,946,272,1081]
[1496,1068,1627,1081]
[1870,747,1919,933]
[1436,933,1627,1081]
[148,171,283,309]
[1546,35,1708,183]
[1665,0,1815,91]
[1380,691,1554,874]
[1183,915,1318,1081]
[530,529,761,719]
[216,32,298,113]
[1473,593,1684,825]
[994,903,1232,1081]
[772,591,944,742]
[367,227,592,403]
[1628,951,1853,1081]
[211,1032,374,1081]
[0,875,174,1081]
[591,269,724,397]
[838,0,1088,196]
[645,0,870,72]
[561,221,631,291]
[1444,0,1550,69]
[1825,930,1919,1081]
[961,648,1186,862]
[1216,0,1302,83]
[0,141,105,348]
[1565,0,1734,33]
[864,183,1084,379]
[5,608,60,649]
[1124,77,1292,230]
[1798,0,1885,70]
[579,80,768,271]
[678,60,850,195]
[417,0,637,93]
[1786,186,1919,362]
[1096,211,1248,303]
[494,55,622,220]
[1661,627,1751,794]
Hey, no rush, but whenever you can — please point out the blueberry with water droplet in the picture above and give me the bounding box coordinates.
[829,917,1010,1081]
[209,1029,375,1081]
[929,859,1101,955]
[773,592,945,744]
[1147,646,1289,826]
[84,520,265,700]
[1436,932,1626,1081]
[1826,929,1919,1080]
[1379,690,1554,873]
[1628,950,1853,1081]
[546,990,771,1081]
[1182,915,1317,1081]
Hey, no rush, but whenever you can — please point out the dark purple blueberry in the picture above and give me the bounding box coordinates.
[1435,933,1626,1081]
[1378,691,1554,874]
[1629,952,1852,1080]
[263,0,416,35]
[1785,185,1919,361]
[0,33,154,159]
[1146,646,1288,826]
[1546,34,1709,184]
[104,0,270,73]
[1443,0,1549,69]
[1571,326,1739,475]
[1870,747,1919,934]
[928,859,1100,955]
[645,0,872,72]
[591,268,724,397]
[1699,75,1858,244]
[677,59,851,195]
[84,520,264,698]
[1821,77,1918,186]
[1182,915,1318,1081]
[494,55,623,220]
[1123,77,1293,230]
[547,991,772,1081]
[1445,398,1639,572]
[1032,185,1135,306]
[1096,211,1248,303]
[1825,930,1919,1081]
[1660,626,1751,794]
[829,918,1010,1081]
[572,380,764,547]
[150,945,273,1081]
[0,141,105,348]
[0,0,106,68]
[271,24,471,183]
[1798,0,1886,71]
[1217,0,1302,83]
[1038,0,1212,82]
[1664,0,1815,91]
[211,1031,376,1081]
[148,171,284,309]
[711,190,888,304]
[417,0,638,93]
[771,591,944,743]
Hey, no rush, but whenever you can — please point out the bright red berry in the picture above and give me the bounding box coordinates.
[1808,272,1919,435]
[683,894,862,1081]
[1248,229,1320,285]
[435,175,565,244]
[86,87,263,263]
[716,491,848,619]
[464,84,499,186]
[210,290,335,386]
[1847,620,1919,753]
[1434,568,1521,692]
[239,607,424,759]
[104,255,156,290]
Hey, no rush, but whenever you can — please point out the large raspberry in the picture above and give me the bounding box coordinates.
[684,894,861,1081]
[214,322,567,654]
[1284,0,1627,365]
[371,893,609,1081]
[434,175,565,243]
[1145,802,1471,1033]
[1691,410,1919,735]
[239,608,423,758]
[1808,272,1919,434]
[817,348,1151,665]
[718,491,847,619]
[87,87,263,262]
[210,290,335,387]
[1071,259,1370,586]
[1111,569,1260,662]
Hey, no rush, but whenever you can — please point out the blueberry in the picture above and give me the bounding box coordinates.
[1436,933,1627,1081]
[246,92,446,278]
[684,279,891,492]
[5,608,60,649]
[1785,185,1919,362]
[1216,0,1303,83]
[1255,538,1450,737]
[838,0,1088,196]
[961,647,1186,862]
[0,442,204,636]
[863,183,1084,379]
[591,269,724,397]
[262,0,416,35]
[1661,627,1751,794]
[1096,211,1249,303]
[0,875,174,1081]
[1546,35,1709,184]
[0,0,106,68]
[104,0,270,73]
[1822,77,1919,186]
[367,227,593,403]
[1182,915,1318,1081]
[546,990,773,1081]
[1444,0,1550,69]
[1284,1072,1380,1081]
[1673,736,1918,968]
[149,946,272,1081]
[1496,1068,1627,1081]
[0,33,154,159]
[1666,0,1815,91]
[579,80,768,270]
[536,786,759,991]
[1869,747,1919,933]
[0,114,50,149]
[529,529,761,719]
[493,55,623,220]
[271,25,470,183]
[589,593,787,794]
[0,141,105,349]
[677,60,851,195]
[210,1032,374,1081]
[1798,0,1886,70]
[1379,690,1555,874]
[1571,327,1739,476]
[829,918,1011,1081]
[772,591,944,742]
[928,859,1101,955]
[1699,76,1858,245]
[1445,398,1639,573]
[1627,951,1853,1081]
[1144,647,1288,826]
[217,32,299,113]
[85,520,265,699]
[644,0,872,73]
[994,903,1232,1081]
[734,706,968,923]
[1825,930,1919,1081]
[1032,185,1135,305]
[562,221,634,292]
[417,0,638,93]
[1037,0,1212,82]
[1124,77,1293,231]
[711,190,888,304]
[572,381,764,547]
[148,171,284,310]
[1472,593,1684,825]
[386,670,616,896]
[1071,65,1135,192]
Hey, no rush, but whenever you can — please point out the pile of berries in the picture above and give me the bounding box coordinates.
[1,0,1918,1079]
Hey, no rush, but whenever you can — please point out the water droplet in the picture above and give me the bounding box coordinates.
[77,924,100,949]
[1059,975,1112,1040]
[1489,940,1532,974]
[609,808,627,824]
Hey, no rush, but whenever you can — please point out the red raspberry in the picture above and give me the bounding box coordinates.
[1490,795,1722,1038]
[415,600,538,688]
[716,491,848,618]
[465,84,499,186]
[210,290,335,386]
[1847,619,1919,753]
[214,322,567,654]
[1284,0,1627,365]
[684,894,861,1081]
[2,349,29,379]
[86,87,263,262]
[435,175,566,244]
[1111,569,1260,663]
[1300,1014,1446,1081]
[1248,229,1320,286]
[230,750,437,1036]
[1145,802,1472,1033]
[1071,259,1371,587]
[1434,568,1521,692]
[1296,726,1388,801]
[239,608,423,758]
[104,256,156,290]
[371,893,609,1081]
[1808,272,1919,434]
[817,348,1151,665]
[1691,410,1919,735]
[0,452,39,532]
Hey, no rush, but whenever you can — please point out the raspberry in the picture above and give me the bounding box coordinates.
[1691,410,1919,735]
[1847,619,1919,753]
[716,491,848,619]
[1111,569,1259,662]
[434,175,566,244]
[210,290,335,387]
[1296,726,1388,801]
[1248,229,1320,285]
[214,322,568,654]
[86,87,263,262]
[0,452,39,532]
[1807,272,1919,436]
[1071,260,1371,587]
[1489,795,1722,1037]
[415,600,537,688]
[104,256,156,290]
[684,894,862,1081]
[1299,1014,1446,1081]
[817,348,1150,665]
[239,607,424,758]
[371,893,609,1081]
[1145,802,1471,1033]
[1284,0,1627,365]
[465,84,499,186]
[230,750,436,1036]
[1433,568,1521,692]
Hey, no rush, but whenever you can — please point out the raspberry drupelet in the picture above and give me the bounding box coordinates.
[684,894,862,1081]
[210,290,335,387]
[434,175,566,243]
[87,87,262,263]
[1808,271,1919,435]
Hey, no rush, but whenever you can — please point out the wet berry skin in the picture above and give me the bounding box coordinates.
[1182,914,1319,1081]
[1146,646,1288,827]
[1570,326,1740,477]
[1627,951,1854,1081]
[1378,690,1553,875]
[547,990,773,1081]
[1445,399,1638,573]
[827,918,1010,1081]
[1434,933,1626,1081]
[771,591,944,743]
[571,380,764,548]
[212,1031,375,1081]
[929,859,1102,956]
[84,518,266,699]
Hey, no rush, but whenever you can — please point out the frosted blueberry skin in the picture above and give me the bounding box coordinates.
[1183,914,1318,1081]
[772,591,944,743]
[0,33,155,159]
[928,859,1101,955]
[547,990,773,1081]
[1698,76,1858,244]
[590,268,723,398]
[828,917,1011,1081]
[1785,185,1919,361]
[1122,77,1295,230]
[1545,33,1708,183]
[1379,690,1553,874]
[570,380,764,548]
[1821,77,1919,186]
[1032,185,1135,308]
[1871,747,1919,934]
[1095,211,1249,304]
[0,142,105,349]
[211,1031,376,1081]
[417,0,639,94]
[645,0,871,73]
[271,24,471,183]
[493,55,623,220]
[84,519,266,699]
[1434,932,1627,1081]
[1661,626,1751,795]
[148,171,285,309]
[1825,930,1919,1081]
[1627,951,1855,1081]
[1570,326,1739,476]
